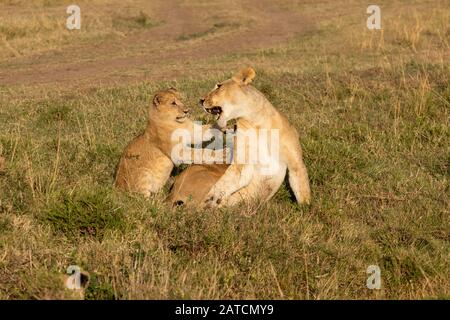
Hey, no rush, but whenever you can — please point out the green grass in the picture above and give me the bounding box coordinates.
[41,189,126,242]
[0,0,449,299]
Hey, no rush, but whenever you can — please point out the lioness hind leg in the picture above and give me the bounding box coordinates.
[286,146,311,205]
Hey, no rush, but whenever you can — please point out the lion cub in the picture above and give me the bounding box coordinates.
[115,88,219,197]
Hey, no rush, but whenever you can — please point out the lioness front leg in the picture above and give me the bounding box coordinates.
[286,145,311,204]
[204,164,254,207]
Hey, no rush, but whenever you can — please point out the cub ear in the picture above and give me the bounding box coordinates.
[232,67,256,85]
[153,93,162,107]
[169,87,178,92]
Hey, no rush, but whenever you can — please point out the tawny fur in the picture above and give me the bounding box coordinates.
[168,164,229,206]
[199,67,311,207]
[114,88,220,197]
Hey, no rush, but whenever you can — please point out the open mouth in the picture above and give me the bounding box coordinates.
[204,106,222,117]
[204,105,227,128]
[176,115,187,123]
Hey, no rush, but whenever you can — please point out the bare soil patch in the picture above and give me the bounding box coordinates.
[0,0,315,88]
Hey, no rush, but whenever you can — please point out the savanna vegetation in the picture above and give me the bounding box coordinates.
[0,0,448,299]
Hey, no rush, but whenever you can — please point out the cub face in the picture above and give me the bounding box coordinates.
[200,67,256,128]
[153,88,191,123]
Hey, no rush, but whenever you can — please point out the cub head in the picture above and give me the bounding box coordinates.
[200,67,256,128]
[152,88,191,123]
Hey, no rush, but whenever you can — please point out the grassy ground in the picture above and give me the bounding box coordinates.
[0,0,449,299]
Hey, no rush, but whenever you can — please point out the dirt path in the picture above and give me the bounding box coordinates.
[0,0,315,88]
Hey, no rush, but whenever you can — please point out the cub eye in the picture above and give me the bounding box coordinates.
[171,101,177,106]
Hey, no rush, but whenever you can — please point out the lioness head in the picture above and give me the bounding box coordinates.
[152,88,191,123]
[200,67,256,128]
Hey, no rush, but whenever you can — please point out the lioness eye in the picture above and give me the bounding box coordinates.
[216,83,222,88]
[171,101,177,106]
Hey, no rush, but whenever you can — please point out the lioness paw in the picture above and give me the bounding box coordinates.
[203,191,224,208]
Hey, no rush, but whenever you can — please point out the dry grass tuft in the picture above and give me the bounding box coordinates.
[0,156,5,173]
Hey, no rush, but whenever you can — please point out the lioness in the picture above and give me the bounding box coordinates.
[115,88,222,197]
[199,67,311,207]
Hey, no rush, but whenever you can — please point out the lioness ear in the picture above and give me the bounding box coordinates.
[232,67,256,85]
[169,87,178,92]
